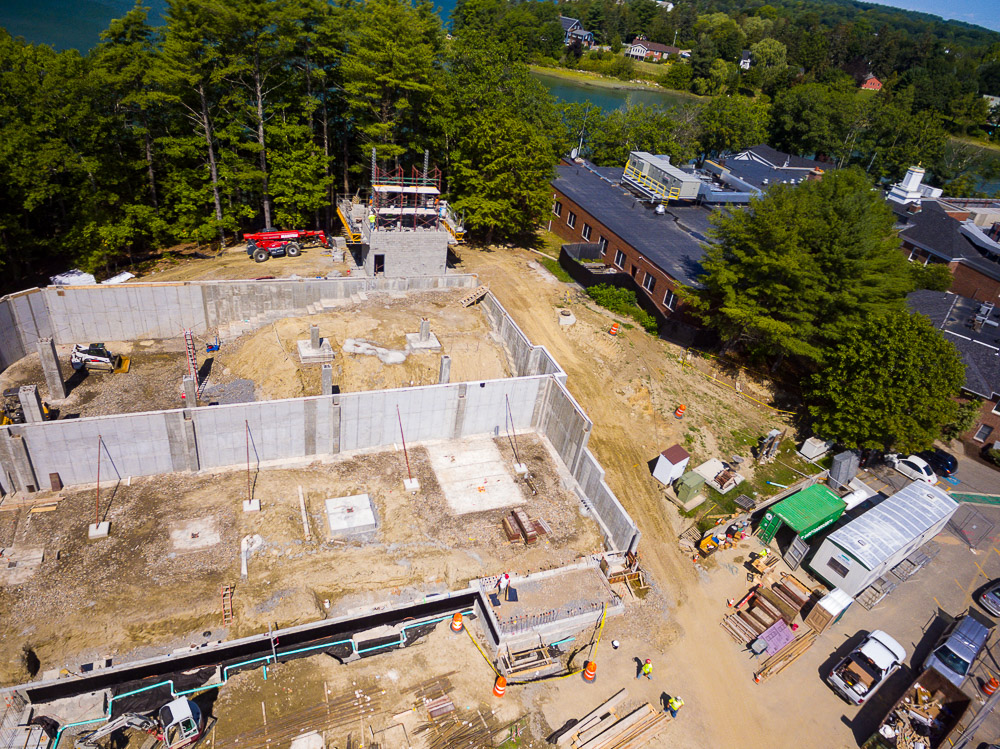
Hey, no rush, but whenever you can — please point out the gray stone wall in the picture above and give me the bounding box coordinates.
[367,231,448,277]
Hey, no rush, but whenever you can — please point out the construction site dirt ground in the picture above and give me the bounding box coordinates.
[129,243,355,283]
[0,289,507,414]
[0,433,604,686]
[4,244,872,749]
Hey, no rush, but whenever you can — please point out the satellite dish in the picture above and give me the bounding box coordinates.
[570,147,580,160]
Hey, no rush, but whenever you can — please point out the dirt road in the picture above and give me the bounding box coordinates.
[458,247,807,748]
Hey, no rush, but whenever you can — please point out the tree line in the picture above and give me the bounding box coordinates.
[0,0,567,292]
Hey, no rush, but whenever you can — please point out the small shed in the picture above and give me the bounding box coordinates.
[652,444,690,486]
[808,482,957,597]
[757,484,846,545]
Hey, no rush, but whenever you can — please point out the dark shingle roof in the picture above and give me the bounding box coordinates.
[745,144,826,171]
[560,16,580,31]
[898,202,1000,283]
[907,289,1000,399]
[552,163,712,287]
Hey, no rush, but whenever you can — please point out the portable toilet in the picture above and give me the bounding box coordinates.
[652,444,690,486]
[676,471,705,502]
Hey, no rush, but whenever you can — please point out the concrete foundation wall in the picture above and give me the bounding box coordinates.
[0,275,478,373]
[480,293,563,380]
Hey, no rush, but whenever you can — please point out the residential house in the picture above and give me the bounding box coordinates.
[560,16,594,47]
[701,144,828,200]
[860,74,882,91]
[549,159,712,316]
[739,50,752,70]
[625,39,679,61]
[887,167,1000,303]
[907,289,1000,449]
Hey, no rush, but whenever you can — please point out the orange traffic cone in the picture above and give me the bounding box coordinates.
[609,323,619,336]
[582,661,597,683]
[493,675,507,698]
[674,404,686,419]
[984,676,999,696]
[451,612,463,633]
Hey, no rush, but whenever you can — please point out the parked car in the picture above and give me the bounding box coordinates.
[923,608,994,687]
[826,630,907,705]
[889,454,937,484]
[918,448,958,477]
[979,579,1000,617]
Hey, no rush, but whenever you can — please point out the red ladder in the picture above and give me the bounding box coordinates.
[184,330,208,398]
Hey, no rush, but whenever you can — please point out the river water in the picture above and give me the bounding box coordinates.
[531,70,699,112]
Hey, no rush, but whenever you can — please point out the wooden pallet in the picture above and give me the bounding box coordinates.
[458,285,489,307]
[221,585,234,625]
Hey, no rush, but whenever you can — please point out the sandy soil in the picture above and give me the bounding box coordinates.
[453,246,803,749]
[0,434,603,685]
[132,245,354,283]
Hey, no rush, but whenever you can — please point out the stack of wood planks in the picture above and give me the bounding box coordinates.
[502,509,550,545]
[721,575,817,645]
[752,631,817,683]
[771,573,815,613]
[556,690,671,749]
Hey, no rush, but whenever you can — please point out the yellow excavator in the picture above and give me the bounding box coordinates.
[1,387,50,425]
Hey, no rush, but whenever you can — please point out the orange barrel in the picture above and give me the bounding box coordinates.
[609,323,619,336]
[451,612,464,633]
[582,661,597,683]
[674,404,686,419]
[984,676,998,696]
[493,675,507,698]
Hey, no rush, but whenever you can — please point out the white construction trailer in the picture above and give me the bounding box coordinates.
[807,481,957,597]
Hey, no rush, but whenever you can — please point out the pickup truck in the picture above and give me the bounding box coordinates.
[862,668,972,749]
[827,630,907,705]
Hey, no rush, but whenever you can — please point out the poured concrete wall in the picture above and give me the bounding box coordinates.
[480,293,563,380]
[0,275,477,372]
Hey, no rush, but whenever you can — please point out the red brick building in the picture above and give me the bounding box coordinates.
[549,161,712,316]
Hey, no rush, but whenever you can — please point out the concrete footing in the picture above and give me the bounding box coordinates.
[514,462,528,476]
[403,478,420,493]
[297,338,335,364]
[243,499,261,512]
[37,337,67,400]
[404,332,441,351]
[88,522,110,540]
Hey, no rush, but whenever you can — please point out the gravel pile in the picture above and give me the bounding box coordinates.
[202,378,256,405]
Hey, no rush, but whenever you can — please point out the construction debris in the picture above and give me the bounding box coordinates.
[556,690,672,749]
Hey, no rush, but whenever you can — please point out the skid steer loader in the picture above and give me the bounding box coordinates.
[70,343,131,373]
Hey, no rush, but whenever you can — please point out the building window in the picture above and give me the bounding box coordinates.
[582,223,592,240]
[643,273,656,292]
[553,201,562,217]
[567,211,576,229]
[630,264,639,279]
[974,424,994,442]
[663,289,676,311]
[598,236,608,255]
[992,400,1000,416]
[614,249,626,269]
[827,557,850,578]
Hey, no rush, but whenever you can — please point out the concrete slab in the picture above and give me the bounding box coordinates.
[88,521,110,540]
[289,731,325,749]
[296,338,335,364]
[325,493,377,537]
[426,438,524,515]
[169,518,221,551]
[0,546,45,585]
[404,331,442,351]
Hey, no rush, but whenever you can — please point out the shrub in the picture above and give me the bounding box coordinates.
[587,283,659,333]
[985,447,1000,467]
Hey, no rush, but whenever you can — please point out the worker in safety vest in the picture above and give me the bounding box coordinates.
[636,659,652,679]
[667,696,684,717]
[368,212,376,231]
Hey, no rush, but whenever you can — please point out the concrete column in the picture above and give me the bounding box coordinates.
[452,383,468,438]
[330,396,341,454]
[0,432,38,493]
[322,363,334,395]
[310,325,320,350]
[182,375,197,405]
[18,386,45,423]
[37,338,67,400]
[419,318,430,342]
[438,355,451,384]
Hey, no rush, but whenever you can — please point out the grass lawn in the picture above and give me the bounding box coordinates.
[529,64,666,92]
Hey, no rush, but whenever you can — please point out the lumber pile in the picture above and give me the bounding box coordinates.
[721,585,786,644]
[458,285,489,307]
[556,691,671,749]
[753,631,817,683]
